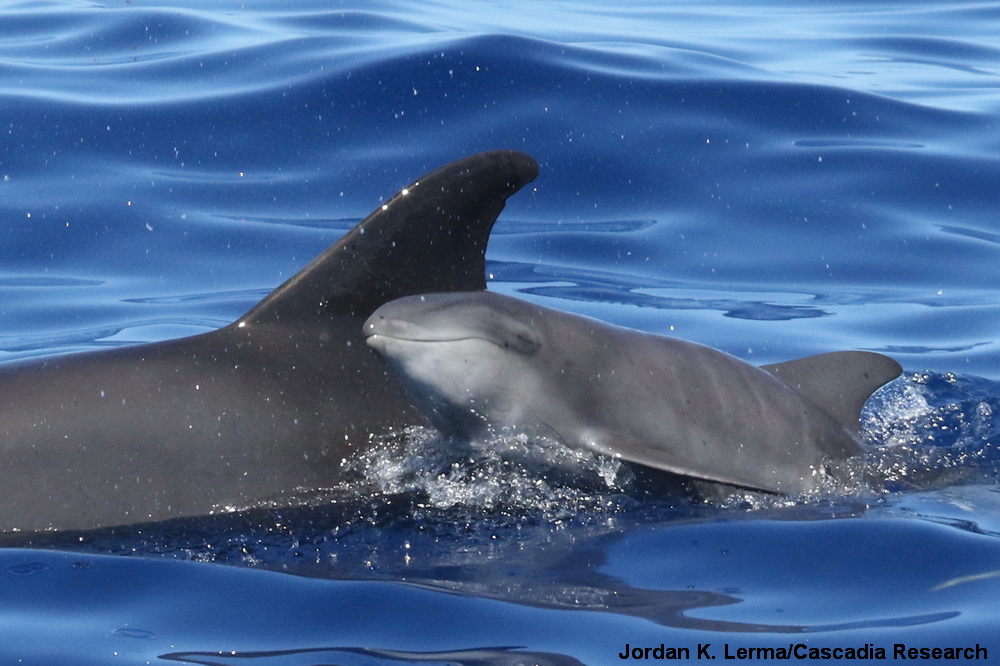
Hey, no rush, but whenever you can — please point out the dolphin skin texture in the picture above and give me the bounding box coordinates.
[0,151,539,532]
[364,291,902,495]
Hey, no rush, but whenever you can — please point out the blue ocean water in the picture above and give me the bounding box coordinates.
[2,0,1000,663]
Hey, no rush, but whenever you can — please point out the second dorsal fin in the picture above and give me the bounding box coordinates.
[762,351,902,432]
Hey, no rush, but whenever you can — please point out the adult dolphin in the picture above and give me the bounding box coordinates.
[0,151,539,532]
[364,291,902,495]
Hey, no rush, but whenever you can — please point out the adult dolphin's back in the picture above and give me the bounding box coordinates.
[0,151,539,532]
[364,291,902,495]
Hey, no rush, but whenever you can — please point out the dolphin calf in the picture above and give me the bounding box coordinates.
[0,151,539,532]
[364,291,902,494]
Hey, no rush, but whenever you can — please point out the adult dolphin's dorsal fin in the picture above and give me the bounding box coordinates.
[239,150,539,324]
[761,351,902,433]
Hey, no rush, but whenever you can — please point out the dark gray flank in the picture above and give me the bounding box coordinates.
[0,151,539,531]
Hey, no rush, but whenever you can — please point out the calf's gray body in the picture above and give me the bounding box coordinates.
[365,291,902,494]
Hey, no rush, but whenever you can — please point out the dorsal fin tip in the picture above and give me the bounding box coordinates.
[762,351,902,432]
[239,151,539,325]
